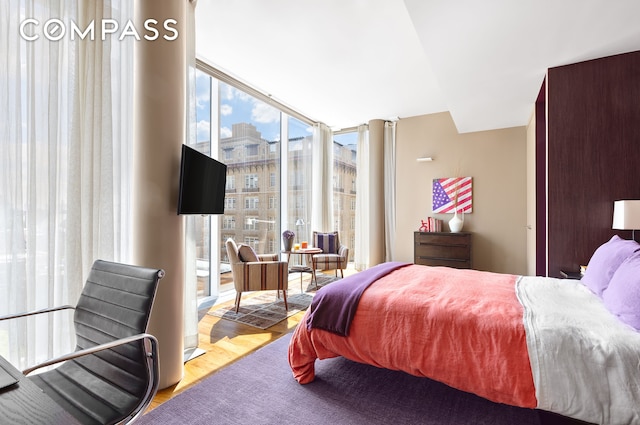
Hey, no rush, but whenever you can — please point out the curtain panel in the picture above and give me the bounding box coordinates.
[311,122,334,232]
[383,121,397,262]
[354,124,370,270]
[354,121,396,270]
[0,0,133,370]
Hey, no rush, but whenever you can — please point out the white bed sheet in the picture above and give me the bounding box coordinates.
[517,276,640,425]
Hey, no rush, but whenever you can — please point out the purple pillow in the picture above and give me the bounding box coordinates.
[314,232,339,254]
[581,235,640,297]
[602,251,640,330]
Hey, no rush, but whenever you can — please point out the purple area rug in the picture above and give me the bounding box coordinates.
[139,333,583,425]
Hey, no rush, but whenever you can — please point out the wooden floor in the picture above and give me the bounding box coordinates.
[148,269,354,411]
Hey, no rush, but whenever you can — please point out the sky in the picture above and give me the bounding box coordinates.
[195,69,314,144]
[195,69,358,149]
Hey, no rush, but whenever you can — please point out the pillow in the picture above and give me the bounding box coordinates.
[237,244,259,262]
[581,235,640,297]
[602,251,640,330]
[314,232,339,254]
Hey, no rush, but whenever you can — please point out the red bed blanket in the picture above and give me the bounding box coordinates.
[288,264,537,408]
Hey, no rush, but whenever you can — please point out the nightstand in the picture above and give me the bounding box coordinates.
[560,270,582,280]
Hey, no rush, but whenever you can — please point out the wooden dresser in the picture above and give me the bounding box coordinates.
[414,232,472,269]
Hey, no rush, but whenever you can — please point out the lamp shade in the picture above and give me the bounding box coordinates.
[612,200,640,230]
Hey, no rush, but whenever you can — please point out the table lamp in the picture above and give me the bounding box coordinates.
[295,218,307,247]
[612,200,640,241]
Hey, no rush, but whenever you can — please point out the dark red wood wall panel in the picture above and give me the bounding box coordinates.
[535,81,547,276]
[544,50,640,277]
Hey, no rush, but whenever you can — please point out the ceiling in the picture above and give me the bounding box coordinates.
[195,0,640,134]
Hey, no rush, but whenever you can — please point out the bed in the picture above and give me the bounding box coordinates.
[288,236,640,425]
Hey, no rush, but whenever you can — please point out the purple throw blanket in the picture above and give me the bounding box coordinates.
[306,261,410,336]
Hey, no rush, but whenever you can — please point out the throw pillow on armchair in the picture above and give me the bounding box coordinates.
[314,231,339,254]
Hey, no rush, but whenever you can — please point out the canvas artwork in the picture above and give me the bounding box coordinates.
[432,177,473,213]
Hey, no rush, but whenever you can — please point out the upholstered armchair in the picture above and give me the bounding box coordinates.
[311,231,350,278]
[225,238,289,312]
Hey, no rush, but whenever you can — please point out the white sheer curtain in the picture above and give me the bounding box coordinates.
[0,0,133,370]
[383,121,397,262]
[354,124,370,270]
[311,123,334,232]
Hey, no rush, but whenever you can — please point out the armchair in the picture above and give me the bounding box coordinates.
[311,231,350,278]
[225,238,289,313]
[0,259,164,425]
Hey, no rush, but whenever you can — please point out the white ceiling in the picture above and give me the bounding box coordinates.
[195,0,640,133]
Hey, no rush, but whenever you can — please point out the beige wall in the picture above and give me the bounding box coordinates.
[395,112,528,275]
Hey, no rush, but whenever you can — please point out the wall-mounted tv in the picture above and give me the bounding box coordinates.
[177,144,227,215]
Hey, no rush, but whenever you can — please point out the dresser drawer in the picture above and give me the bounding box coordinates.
[413,231,472,269]
[415,243,469,261]
[415,257,471,268]
[414,232,469,247]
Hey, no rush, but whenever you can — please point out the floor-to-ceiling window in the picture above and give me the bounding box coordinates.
[194,63,287,298]
[287,117,313,247]
[333,131,358,260]
[218,80,282,293]
[194,61,358,300]
[190,69,214,297]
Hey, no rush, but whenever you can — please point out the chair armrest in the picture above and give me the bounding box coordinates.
[230,259,282,268]
[243,260,287,267]
[23,333,159,376]
[240,261,288,291]
[338,245,349,260]
[257,253,279,261]
[23,333,160,424]
[243,261,289,276]
[0,305,75,322]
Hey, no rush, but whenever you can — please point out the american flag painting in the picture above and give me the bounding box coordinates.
[432,177,473,213]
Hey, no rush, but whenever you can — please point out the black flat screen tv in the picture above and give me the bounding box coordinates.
[177,144,227,215]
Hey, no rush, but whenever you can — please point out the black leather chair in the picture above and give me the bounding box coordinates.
[0,259,164,425]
